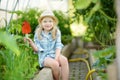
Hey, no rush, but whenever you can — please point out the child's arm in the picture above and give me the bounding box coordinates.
[24,38,38,52]
[55,29,64,60]
[55,48,61,61]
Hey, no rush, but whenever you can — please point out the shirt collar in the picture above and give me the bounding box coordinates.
[41,30,52,37]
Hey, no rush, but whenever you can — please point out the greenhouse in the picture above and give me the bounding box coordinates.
[0,0,119,80]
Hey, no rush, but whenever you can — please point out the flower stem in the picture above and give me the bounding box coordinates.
[25,34,29,47]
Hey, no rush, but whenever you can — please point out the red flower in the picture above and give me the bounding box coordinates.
[22,21,31,34]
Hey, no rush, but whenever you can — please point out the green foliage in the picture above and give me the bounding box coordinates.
[8,8,40,35]
[72,0,116,46]
[61,35,73,45]
[0,39,38,80]
[54,11,71,35]
[0,30,20,56]
[92,46,116,80]
[93,46,115,58]
[0,28,38,80]
[73,0,92,9]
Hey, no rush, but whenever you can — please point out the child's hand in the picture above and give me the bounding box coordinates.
[24,37,32,44]
[55,56,59,62]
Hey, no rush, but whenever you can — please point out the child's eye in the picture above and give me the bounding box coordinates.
[49,20,53,22]
[43,21,47,23]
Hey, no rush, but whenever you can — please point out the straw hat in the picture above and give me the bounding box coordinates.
[38,10,58,24]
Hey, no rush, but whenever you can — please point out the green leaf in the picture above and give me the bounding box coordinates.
[92,0,99,3]
[93,46,115,58]
[74,0,92,9]
[0,31,20,56]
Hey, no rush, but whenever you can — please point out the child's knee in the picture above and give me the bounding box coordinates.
[51,60,59,68]
[61,56,68,63]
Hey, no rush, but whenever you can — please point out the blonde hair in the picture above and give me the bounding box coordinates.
[36,17,58,40]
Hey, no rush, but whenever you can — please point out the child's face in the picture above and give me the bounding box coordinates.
[41,17,54,32]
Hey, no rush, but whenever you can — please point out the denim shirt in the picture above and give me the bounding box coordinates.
[34,29,63,67]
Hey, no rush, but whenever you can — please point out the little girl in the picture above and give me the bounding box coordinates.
[25,10,69,80]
